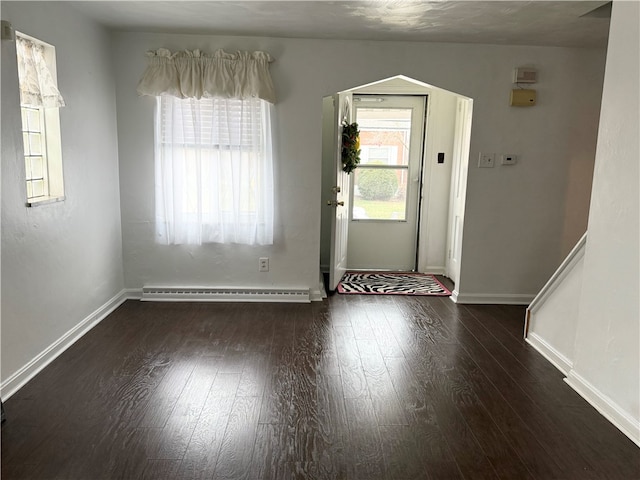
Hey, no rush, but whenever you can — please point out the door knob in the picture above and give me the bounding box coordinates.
[327,200,345,207]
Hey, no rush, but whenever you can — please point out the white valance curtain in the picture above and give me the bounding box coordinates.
[137,48,276,104]
[139,48,276,246]
[16,35,65,108]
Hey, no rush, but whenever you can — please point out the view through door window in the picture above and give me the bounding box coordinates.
[352,107,411,220]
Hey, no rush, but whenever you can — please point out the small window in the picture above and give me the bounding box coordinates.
[16,32,65,206]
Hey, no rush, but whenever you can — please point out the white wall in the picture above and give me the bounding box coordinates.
[112,32,605,299]
[568,0,639,444]
[456,46,606,300]
[1,3,124,390]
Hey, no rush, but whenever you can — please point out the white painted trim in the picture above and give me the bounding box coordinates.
[424,266,446,275]
[313,271,327,301]
[0,290,128,400]
[310,288,325,302]
[125,288,143,300]
[528,232,587,314]
[565,370,640,448]
[451,291,535,305]
[141,286,311,303]
[525,332,573,375]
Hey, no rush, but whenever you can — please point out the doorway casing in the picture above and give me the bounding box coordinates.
[320,75,473,293]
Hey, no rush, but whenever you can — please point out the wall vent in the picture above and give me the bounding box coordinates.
[141,286,310,303]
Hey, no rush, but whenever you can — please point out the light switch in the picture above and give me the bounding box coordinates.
[501,154,517,165]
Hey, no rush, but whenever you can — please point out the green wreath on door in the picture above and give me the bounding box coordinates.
[341,122,361,174]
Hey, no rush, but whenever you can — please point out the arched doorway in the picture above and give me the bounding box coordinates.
[320,75,473,292]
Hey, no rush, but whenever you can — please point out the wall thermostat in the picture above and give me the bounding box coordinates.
[514,67,537,84]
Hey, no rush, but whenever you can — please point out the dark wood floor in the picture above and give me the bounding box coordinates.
[2,293,639,479]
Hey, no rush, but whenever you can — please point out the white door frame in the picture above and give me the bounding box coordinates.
[320,75,474,294]
[445,97,473,287]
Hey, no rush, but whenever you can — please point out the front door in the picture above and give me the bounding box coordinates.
[347,95,426,271]
[328,92,353,291]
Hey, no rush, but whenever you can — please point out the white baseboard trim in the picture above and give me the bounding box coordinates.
[423,266,446,275]
[125,288,143,300]
[310,286,325,302]
[450,291,535,305]
[525,332,573,375]
[0,289,128,400]
[312,272,327,302]
[528,233,586,314]
[565,370,640,447]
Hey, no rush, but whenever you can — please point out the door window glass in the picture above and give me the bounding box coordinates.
[352,107,411,221]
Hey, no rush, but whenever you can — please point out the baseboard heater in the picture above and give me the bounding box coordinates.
[141,286,310,303]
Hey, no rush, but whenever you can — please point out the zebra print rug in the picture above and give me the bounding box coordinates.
[337,272,452,296]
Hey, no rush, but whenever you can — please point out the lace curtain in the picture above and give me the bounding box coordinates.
[16,35,65,108]
[138,48,276,246]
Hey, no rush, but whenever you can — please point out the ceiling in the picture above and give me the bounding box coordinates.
[66,1,611,48]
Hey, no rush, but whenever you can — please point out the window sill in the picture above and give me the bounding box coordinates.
[26,195,65,207]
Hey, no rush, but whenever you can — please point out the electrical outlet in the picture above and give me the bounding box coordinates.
[478,153,495,168]
[259,257,269,272]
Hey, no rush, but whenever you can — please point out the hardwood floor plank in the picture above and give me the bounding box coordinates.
[558,405,640,478]
[177,374,239,480]
[150,358,219,460]
[141,458,182,479]
[134,354,198,428]
[212,395,262,480]
[450,304,607,478]
[355,337,408,426]
[237,351,271,397]
[333,325,368,399]
[378,425,428,480]
[248,422,294,480]
[344,397,387,480]
[384,357,464,479]
[3,297,638,480]
[450,339,567,478]
[258,354,294,425]
[346,294,376,341]
[315,373,350,479]
[367,297,406,358]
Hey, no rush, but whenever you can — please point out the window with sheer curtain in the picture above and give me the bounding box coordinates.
[137,49,276,245]
[16,32,66,206]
